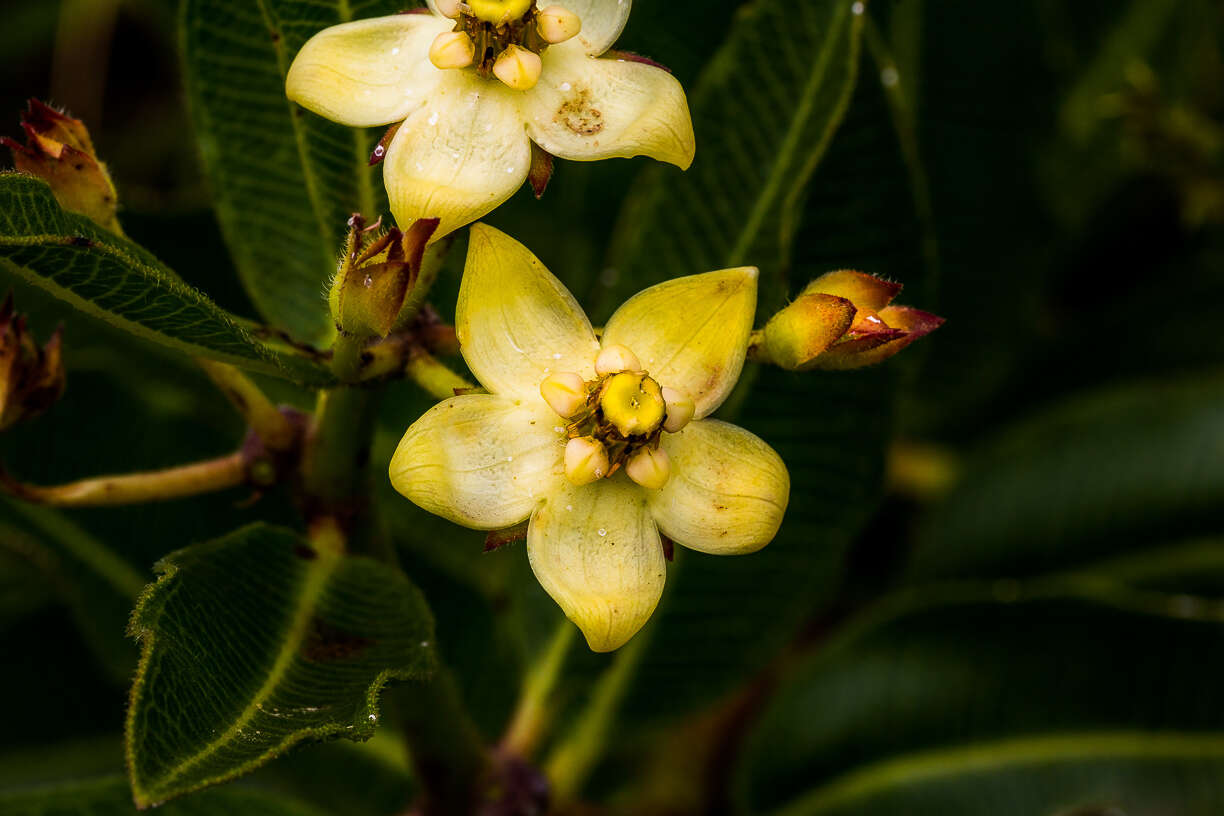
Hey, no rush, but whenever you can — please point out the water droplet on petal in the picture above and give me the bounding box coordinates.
[597,528,607,537]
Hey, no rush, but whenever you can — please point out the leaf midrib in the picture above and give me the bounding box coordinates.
[724,0,855,268]
[139,551,342,797]
[772,730,1224,816]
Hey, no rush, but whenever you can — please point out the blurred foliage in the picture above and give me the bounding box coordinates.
[1,0,1223,814]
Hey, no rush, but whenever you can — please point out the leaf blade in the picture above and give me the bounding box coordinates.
[181,0,400,343]
[0,174,332,386]
[124,523,435,807]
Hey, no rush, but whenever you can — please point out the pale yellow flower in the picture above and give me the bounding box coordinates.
[389,226,789,651]
[285,1,695,239]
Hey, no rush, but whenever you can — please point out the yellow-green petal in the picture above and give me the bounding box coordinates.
[389,394,565,529]
[457,224,600,399]
[286,15,451,127]
[528,477,664,652]
[383,70,531,239]
[522,39,694,168]
[602,267,757,418]
[558,0,633,55]
[650,418,788,555]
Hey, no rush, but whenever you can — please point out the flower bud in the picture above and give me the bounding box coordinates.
[802,269,902,314]
[537,5,582,44]
[661,387,694,433]
[625,446,670,490]
[0,295,66,432]
[761,293,856,371]
[329,215,439,338]
[429,31,476,70]
[594,343,640,375]
[540,371,587,418]
[493,45,543,91]
[434,0,464,18]
[2,99,120,234]
[469,0,532,24]
[813,305,944,370]
[565,436,609,485]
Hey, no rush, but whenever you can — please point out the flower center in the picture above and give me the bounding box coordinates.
[429,3,582,90]
[539,346,696,490]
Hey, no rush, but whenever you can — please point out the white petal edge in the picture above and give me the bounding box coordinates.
[522,38,694,168]
[286,14,452,127]
[457,224,600,399]
[602,267,758,418]
[389,394,565,529]
[383,70,532,239]
[528,476,665,652]
[650,418,789,555]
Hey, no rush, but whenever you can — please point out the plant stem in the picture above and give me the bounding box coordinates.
[405,351,477,400]
[301,387,379,528]
[0,453,246,507]
[388,667,492,816]
[331,331,368,384]
[501,620,577,758]
[545,632,648,801]
[197,359,296,451]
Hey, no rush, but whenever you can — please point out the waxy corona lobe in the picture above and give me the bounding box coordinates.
[389,226,789,652]
[285,0,695,240]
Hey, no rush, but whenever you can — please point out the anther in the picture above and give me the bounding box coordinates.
[661,387,694,433]
[595,344,640,375]
[537,5,582,44]
[540,371,587,419]
[565,436,610,485]
[493,44,543,91]
[434,0,464,19]
[625,446,670,490]
[469,0,533,24]
[429,31,476,70]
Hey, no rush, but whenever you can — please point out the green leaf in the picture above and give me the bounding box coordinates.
[125,523,435,807]
[594,0,865,316]
[181,0,401,344]
[0,775,327,816]
[0,174,332,387]
[910,374,1224,580]
[739,587,1224,814]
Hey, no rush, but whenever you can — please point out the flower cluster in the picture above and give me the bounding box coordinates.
[286,1,937,651]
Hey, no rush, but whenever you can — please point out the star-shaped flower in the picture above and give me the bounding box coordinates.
[286,1,695,239]
[389,226,789,651]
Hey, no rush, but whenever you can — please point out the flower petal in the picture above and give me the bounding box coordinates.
[457,224,600,398]
[383,70,532,238]
[602,267,757,418]
[528,477,665,652]
[286,15,451,127]
[389,394,565,529]
[650,419,789,555]
[560,0,633,55]
[522,39,694,169]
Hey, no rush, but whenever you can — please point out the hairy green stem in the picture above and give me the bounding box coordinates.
[0,453,247,507]
[545,632,649,801]
[501,621,577,758]
[197,359,296,451]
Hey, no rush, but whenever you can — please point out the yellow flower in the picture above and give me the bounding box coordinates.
[285,2,696,239]
[389,226,789,652]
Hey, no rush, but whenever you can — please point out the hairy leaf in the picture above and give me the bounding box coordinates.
[181,0,401,343]
[0,174,331,386]
[125,523,435,807]
[0,775,326,816]
[741,587,1224,814]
